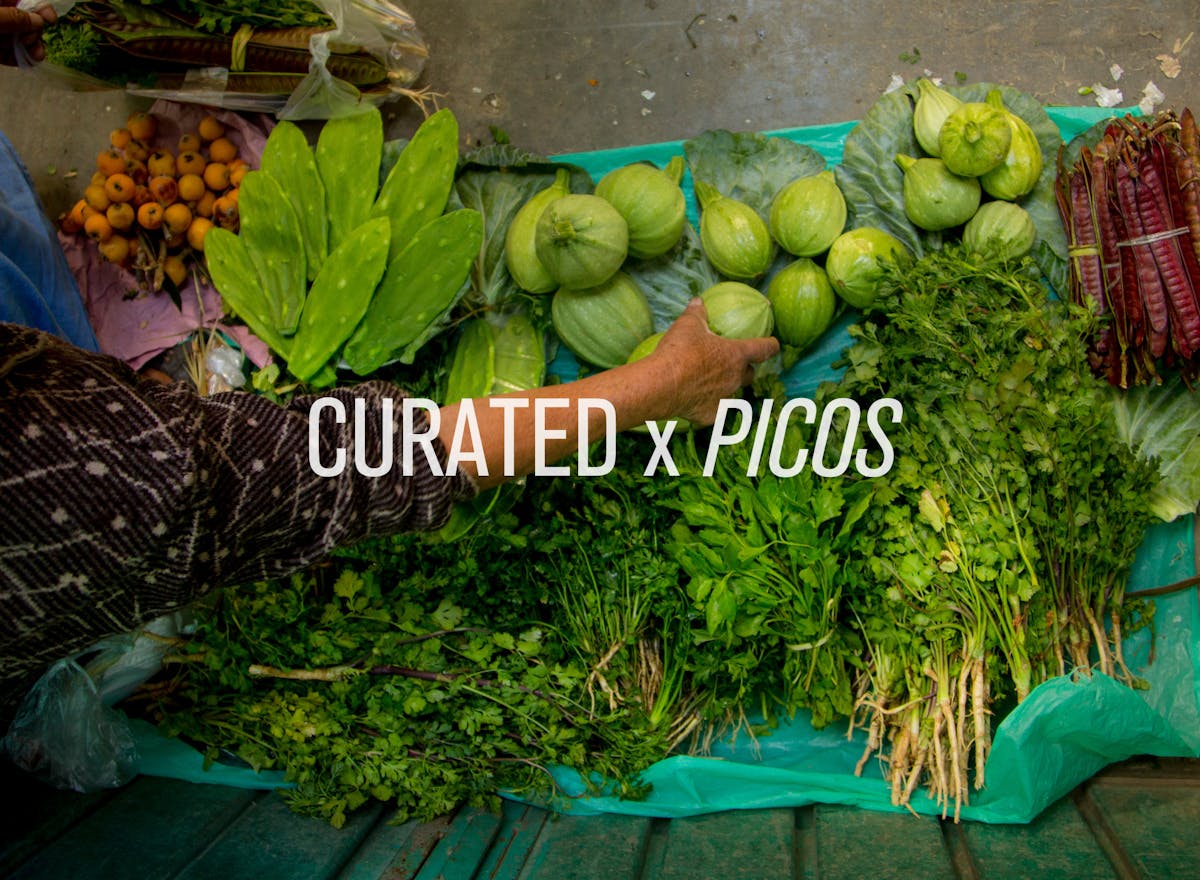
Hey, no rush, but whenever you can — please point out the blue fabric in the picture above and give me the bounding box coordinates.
[0,131,98,351]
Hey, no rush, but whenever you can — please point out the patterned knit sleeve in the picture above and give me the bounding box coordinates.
[0,323,476,718]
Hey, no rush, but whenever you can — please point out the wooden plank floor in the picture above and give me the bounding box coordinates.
[3,757,1198,880]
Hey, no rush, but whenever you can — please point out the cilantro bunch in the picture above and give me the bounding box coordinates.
[828,246,1157,817]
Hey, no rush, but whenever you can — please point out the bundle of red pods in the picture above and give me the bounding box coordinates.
[1056,109,1200,388]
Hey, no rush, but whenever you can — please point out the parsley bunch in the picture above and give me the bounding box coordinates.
[158,439,695,826]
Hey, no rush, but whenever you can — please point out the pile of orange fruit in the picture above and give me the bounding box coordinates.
[60,110,248,291]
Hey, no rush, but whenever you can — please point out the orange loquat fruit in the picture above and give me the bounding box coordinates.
[104,173,137,204]
[84,212,113,243]
[137,201,164,231]
[197,115,225,142]
[126,112,157,143]
[163,202,193,236]
[177,173,206,202]
[149,175,179,206]
[176,151,206,176]
[105,202,135,232]
[96,148,125,177]
[207,137,237,164]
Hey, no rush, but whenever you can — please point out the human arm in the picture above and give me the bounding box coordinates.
[0,2,56,65]
[0,301,772,716]
[437,297,779,489]
[0,323,474,716]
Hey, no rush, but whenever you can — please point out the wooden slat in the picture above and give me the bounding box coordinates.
[795,805,818,880]
[412,806,504,880]
[0,761,113,876]
[368,813,455,879]
[470,800,550,880]
[1086,783,1200,879]
[172,790,383,880]
[813,804,955,880]
[515,811,653,880]
[960,797,1118,879]
[7,776,259,880]
[333,814,430,880]
[1094,756,1200,784]
[650,808,793,880]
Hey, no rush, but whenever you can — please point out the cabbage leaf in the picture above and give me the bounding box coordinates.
[683,129,826,221]
[449,144,592,310]
[625,223,718,333]
[1110,374,1200,521]
[835,82,1068,294]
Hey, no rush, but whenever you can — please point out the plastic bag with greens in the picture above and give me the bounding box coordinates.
[29,0,429,118]
[0,612,190,793]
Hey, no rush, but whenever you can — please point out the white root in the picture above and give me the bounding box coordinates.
[890,724,911,806]
[901,744,927,810]
[931,709,947,815]
[854,703,886,777]
[941,698,964,820]
[1083,605,1113,677]
[973,659,990,790]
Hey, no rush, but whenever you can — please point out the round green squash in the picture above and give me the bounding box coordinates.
[594,157,687,260]
[505,169,571,294]
[552,271,655,368]
[768,171,847,257]
[825,227,908,310]
[535,193,629,290]
[695,180,774,281]
[700,281,774,339]
[938,102,1012,177]
[766,258,837,350]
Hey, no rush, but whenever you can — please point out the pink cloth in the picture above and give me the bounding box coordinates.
[64,100,275,370]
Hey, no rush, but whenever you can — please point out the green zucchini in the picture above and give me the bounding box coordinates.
[490,313,545,394]
[443,318,496,406]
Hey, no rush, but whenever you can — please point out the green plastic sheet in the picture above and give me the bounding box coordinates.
[131,104,1200,824]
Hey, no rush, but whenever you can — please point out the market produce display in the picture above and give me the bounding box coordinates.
[81,82,1200,828]
[832,246,1156,816]
[205,107,480,385]
[836,81,1068,293]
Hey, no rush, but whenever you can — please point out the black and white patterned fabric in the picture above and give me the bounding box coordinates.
[0,323,475,726]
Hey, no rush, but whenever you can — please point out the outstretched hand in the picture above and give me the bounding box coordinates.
[435,296,779,489]
[647,297,780,426]
[0,2,56,66]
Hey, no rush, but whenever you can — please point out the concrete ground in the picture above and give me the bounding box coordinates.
[1,0,1198,222]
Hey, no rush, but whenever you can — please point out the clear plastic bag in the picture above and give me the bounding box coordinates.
[1,657,139,793]
[17,0,428,119]
[0,612,191,793]
[205,339,248,394]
